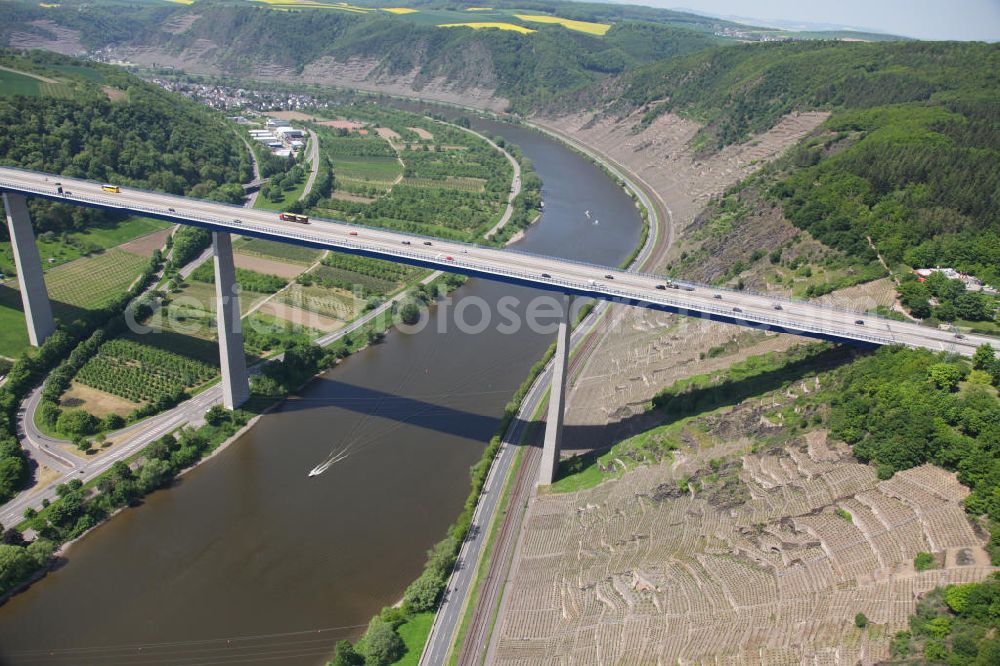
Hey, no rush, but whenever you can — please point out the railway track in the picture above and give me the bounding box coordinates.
[456,442,540,665]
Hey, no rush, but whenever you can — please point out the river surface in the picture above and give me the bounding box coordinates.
[0,117,642,665]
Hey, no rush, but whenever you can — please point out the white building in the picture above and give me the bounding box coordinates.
[276,126,305,139]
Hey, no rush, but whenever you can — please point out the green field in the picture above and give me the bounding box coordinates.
[401,176,486,192]
[0,247,153,356]
[122,328,222,367]
[45,248,150,311]
[0,68,43,97]
[0,288,30,358]
[0,67,75,99]
[0,216,171,277]
[334,156,402,183]
[47,63,107,83]
[310,264,397,296]
[233,237,322,265]
[70,217,170,253]
[394,611,434,665]
[243,312,322,355]
[75,338,217,403]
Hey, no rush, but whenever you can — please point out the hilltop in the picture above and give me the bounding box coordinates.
[0,0,907,112]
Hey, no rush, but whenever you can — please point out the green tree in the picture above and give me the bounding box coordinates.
[361,618,404,666]
[56,409,98,436]
[138,458,172,492]
[928,363,965,391]
[398,302,421,327]
[403,570,444,612]
[37,400,61,428]
[0,544,38,594]
[944,583,977,614]
[330,640,363,666]
[855,612,869,628]
[101,414,125,432]
[204,404,230,427]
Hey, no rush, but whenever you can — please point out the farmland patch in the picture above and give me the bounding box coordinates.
[59,381,138,418]
[75,339,217,404]
[234,237,322,265]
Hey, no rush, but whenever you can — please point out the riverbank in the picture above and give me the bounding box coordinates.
[0,103,643,666]
[0,112,532,608]
[420,117,671,666]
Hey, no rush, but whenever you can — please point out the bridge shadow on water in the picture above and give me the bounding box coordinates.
[274,345,862,457]
[277,376,504,442]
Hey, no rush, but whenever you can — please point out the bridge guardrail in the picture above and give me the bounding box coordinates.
[0,174,982,353]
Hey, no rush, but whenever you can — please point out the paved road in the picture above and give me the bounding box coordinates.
[3,168,992,357]
[2,382,220,528]
[302,129,320,198]
[453,126,522,239]
[421,128,668,664]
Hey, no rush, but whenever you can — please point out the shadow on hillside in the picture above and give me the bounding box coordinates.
[551,344,865,481]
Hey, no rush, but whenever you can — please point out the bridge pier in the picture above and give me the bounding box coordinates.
[538,295,573,486]
[213,231,250,409]
[3,193,55,346]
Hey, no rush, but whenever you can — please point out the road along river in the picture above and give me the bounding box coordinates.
[0,118,642,665]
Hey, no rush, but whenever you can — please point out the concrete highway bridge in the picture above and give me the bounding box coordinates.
[2,166,997,484]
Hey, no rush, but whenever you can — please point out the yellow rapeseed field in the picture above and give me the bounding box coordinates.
[381,7,418,13]
[513,14,611,35]
[439,22,535,34]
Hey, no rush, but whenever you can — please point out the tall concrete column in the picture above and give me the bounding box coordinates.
[213,231,250,409]
[3,193,54,346]
[538,294,573,486]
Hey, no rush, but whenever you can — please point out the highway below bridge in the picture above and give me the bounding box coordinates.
[3,166,995,358]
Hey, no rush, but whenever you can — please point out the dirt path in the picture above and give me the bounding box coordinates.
[242,250,328,319]
[0,64,59,84]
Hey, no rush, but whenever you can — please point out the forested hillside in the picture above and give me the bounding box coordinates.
[1,1,722,110]
[0,50,251,217]
[0,50,249,504]
[610,41,1000,295]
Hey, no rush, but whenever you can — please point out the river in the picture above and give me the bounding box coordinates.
[0,117,642,665]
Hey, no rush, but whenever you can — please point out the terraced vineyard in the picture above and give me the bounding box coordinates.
[75,339,217,404]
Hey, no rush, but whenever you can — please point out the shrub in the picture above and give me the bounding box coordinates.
[914,552,936,571]
[56,409,98,436]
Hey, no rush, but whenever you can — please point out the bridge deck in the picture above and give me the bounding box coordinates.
[1,166,996,357]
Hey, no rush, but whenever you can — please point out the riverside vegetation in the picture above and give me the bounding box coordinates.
[1,58,539,607]
[0,53,252,595]
[2,10,999,663]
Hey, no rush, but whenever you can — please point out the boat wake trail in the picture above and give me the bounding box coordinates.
[308,447,350,477]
